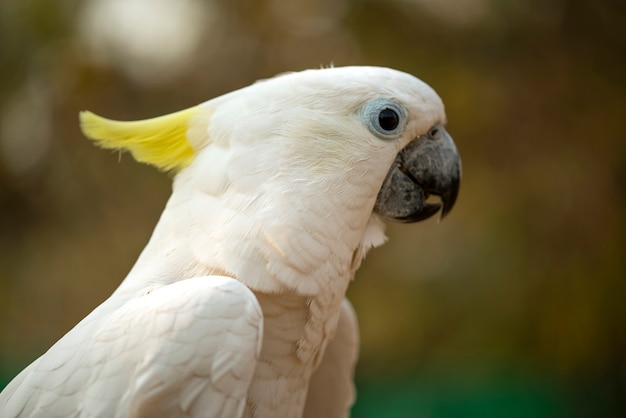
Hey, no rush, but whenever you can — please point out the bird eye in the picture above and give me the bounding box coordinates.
[378,108,399,131]
[363,99,406,139]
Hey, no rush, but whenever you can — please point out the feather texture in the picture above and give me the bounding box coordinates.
[1,277,262,418]
[80,107,210,172]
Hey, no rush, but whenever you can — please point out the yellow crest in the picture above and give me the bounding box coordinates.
[79,106,208,172]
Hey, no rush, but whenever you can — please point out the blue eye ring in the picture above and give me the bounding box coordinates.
[361,99,407,139]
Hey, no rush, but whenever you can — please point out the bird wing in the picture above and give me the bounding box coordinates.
[0,276,263,418]
[302,298,359,418]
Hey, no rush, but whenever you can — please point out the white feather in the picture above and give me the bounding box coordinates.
[0,66,446,418]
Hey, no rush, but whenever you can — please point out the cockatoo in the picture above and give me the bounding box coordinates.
[0,66,460,417]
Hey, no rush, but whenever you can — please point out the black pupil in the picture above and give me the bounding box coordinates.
[379,108,399,131]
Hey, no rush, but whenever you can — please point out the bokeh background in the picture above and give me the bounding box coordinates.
[1,0,624,416]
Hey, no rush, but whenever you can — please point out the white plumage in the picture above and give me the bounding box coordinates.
[0,66,460,417]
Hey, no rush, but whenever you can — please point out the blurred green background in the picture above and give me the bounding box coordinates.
[1,0,624,416]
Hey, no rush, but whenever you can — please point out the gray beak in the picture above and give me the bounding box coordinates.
[374,125,461,223]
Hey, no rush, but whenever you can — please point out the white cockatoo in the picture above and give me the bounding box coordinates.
[0,66,460,418]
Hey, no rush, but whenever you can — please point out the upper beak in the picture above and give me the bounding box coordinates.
[374,125,461,223]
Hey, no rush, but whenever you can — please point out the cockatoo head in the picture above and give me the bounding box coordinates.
[80,66,460,294]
